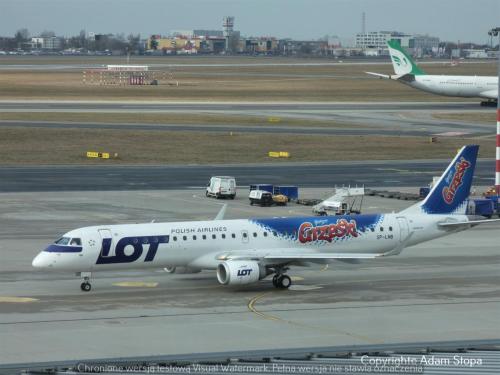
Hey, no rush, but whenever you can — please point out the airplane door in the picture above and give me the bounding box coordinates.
[241,230,249,243]
[98,229,113,257]
[396,217,409,241]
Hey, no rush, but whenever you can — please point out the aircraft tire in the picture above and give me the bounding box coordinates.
[279,275,292,289]
[80,282,91,292]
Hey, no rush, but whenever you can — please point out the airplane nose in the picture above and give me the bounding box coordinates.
[32,253,47,268]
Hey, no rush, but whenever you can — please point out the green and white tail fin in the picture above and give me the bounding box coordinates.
[387,40,425,76]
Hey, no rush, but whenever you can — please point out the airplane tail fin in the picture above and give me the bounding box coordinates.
[387,40,426,76]
[401,145,479,215]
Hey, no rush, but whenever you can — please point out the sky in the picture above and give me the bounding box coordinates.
[1,0,499,44]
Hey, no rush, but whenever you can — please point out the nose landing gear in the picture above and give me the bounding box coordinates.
[77,272,92,292]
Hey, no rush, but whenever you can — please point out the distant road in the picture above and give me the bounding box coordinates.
[0,159,494,192]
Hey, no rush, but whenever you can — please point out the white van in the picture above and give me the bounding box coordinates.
[206,176,236,199]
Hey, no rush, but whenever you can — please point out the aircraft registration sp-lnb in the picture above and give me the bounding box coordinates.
[367,41,498,106]
[33,145,500,292]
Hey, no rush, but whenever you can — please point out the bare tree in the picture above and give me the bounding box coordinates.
[40,30,55,38]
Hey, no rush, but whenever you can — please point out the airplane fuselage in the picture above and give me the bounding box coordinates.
[32,213,466,273]
[403,75,498,99]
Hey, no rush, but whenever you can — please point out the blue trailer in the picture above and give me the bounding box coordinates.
[485,195,500,217]
[249,184,274,193]
[419,187,430,199]
[467,198,495,218]
[273,185,299,201]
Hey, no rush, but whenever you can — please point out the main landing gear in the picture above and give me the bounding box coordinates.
[272,274,292,289]
[272,267,292,289]
[78,272,92,292]
[480,100,497,107]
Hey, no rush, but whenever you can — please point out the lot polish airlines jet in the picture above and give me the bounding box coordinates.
[367,41,498,106]
[33,145,499,292]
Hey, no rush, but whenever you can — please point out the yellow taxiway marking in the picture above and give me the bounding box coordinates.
[290,276,304,281]
[0,296,38,303]
[247,290,380,344]
[247,292,282,322]
[112,281,158,288]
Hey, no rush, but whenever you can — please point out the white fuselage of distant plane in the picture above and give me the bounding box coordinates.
[404,74,498,99]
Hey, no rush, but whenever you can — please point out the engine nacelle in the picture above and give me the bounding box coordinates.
[164,266,201,274]
[216,260,265,285]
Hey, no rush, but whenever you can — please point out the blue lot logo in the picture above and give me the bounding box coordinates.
[237,269,252,277]
[96,235,169,264]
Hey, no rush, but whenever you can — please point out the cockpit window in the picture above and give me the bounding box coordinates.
[70,238,82,246]
[55,237,70,245]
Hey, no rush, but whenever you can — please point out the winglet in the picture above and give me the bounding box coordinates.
[214,204,227,220]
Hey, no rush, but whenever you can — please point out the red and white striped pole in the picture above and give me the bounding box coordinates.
[495,27,500,195]
[496,106,500,195]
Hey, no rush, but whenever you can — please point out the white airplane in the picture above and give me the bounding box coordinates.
[33,145,499,292]
[367,41,498,106]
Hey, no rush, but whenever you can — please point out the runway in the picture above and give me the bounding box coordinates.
[0,100,483,112]
[0,189,499,365]
[0,159,495,192]
[0,100,495,138]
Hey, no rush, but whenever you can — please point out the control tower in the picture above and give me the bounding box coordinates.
[223,16,234,52]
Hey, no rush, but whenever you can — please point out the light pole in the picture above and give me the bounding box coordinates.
[488,28,500,195]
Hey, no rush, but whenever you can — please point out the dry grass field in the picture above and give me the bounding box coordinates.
[0,56,496,101]
[0,56,496,165]
[0,126,494,165]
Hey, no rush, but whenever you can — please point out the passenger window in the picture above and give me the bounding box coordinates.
[231,233,236,239]
[193,235,197,240]
[272,231,277,236]
[263,232,268,237]
[380,227,384,232]
[370,228,375,232]
[212,234,216,239]
[243,233,248,238]
[70,238,81,246]
[183,236,187,241]
[389,226,393,231]
[173,236,177,241]
[202,235,206,240]
[222,234,226,239]
[253,232,257,237]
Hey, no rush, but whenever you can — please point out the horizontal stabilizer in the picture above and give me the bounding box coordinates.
[365,72,391,79]
[438,218,500,228]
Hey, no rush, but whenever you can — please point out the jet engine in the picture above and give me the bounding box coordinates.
[164,266,201,274]
[216,260,267,285]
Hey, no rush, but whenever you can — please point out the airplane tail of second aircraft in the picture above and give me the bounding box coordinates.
[401,145,479,215]
[387,40,426,76]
